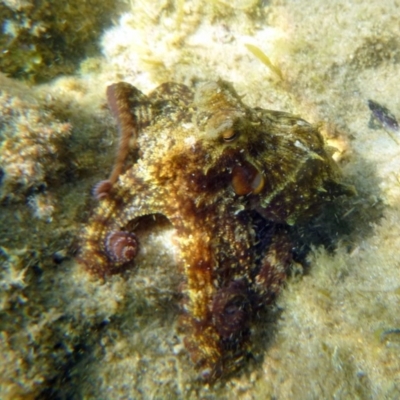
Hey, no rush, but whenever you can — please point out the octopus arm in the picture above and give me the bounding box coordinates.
[79,176,168,276]
[177,209,258,381]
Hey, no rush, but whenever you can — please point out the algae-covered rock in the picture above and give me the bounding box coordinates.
[0,88,72,203]
[0,0,121,82]
[0,73,121,399]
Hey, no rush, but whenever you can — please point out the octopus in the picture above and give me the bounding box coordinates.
[79,80,354,381]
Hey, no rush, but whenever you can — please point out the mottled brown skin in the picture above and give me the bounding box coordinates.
[79,80,353,381]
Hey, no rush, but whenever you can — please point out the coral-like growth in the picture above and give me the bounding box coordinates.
[0,87,71,203]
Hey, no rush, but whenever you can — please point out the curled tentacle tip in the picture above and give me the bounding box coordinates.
[93,179,113,200]
[105,230,139,264]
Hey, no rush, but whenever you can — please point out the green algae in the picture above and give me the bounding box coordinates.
[245,43,283,79]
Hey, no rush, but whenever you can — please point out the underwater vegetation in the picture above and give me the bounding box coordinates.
[0,87,72,203]
[0,75,124,399]
[0,0,120,82]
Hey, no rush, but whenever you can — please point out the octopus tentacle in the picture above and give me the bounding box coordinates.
[176,210,256,381]
[253,228,292,306]
[148,82,194,107]
[94,83,156,199]
[104,230,138,264]
[80,179,167,276]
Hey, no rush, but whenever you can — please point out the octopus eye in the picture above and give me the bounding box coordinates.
[232,162,265,196]
[104,230,139,264]
[222,128,239,142]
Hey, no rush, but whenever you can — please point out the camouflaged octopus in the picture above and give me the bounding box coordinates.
[79,80,353,381]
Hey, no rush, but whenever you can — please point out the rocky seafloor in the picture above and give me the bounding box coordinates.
[1,0,400,398]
